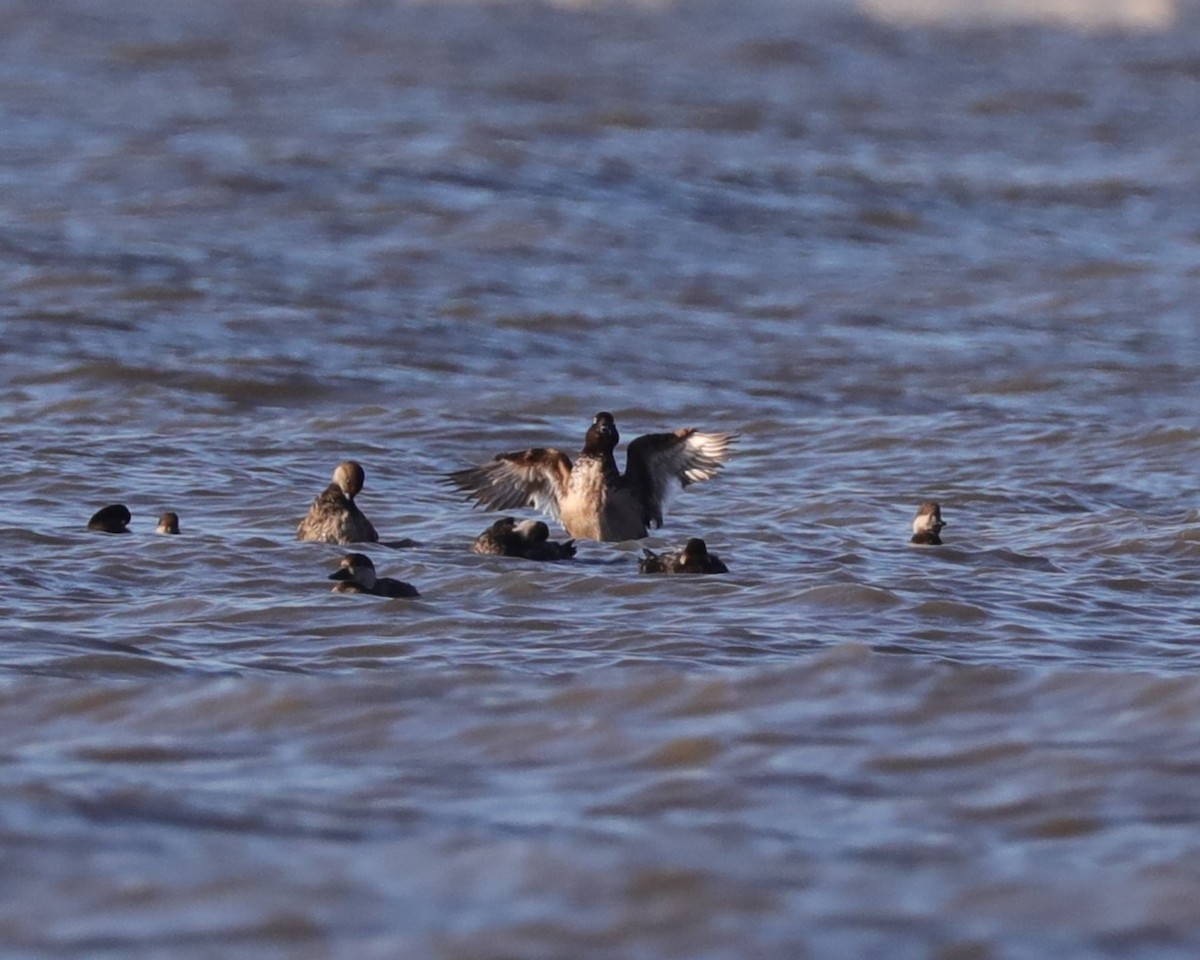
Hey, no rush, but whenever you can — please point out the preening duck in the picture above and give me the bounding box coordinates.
[471,517,576,561]
[297,460,379,545]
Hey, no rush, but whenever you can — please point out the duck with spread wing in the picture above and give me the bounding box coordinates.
[446,412,735,542]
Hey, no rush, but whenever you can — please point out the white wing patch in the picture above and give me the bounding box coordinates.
[625,427,737,528]
[677,430,737,486]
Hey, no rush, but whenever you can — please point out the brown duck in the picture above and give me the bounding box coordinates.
[297,461,379,545]
[910,502,946,545]
[471,517,576,561]
[638,537,729,575]
[328,553,419,598]
[446,412,735,542]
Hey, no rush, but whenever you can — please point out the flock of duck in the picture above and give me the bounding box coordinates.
[85,411,948,598]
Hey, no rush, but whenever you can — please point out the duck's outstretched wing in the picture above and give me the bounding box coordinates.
[624,428,736,529]
[445,448,573,521]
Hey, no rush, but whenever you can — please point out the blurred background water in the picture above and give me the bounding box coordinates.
[0,0,1198,956]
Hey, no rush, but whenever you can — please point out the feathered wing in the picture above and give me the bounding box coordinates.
[298,484,378,544]
[297,485,340,540]
[624,428,736,529]
[445,447,573,521]
[297,484,379,544]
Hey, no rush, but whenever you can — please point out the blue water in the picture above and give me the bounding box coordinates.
[0,0,1198,956]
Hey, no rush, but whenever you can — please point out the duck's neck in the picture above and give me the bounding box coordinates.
[581,437,620,479]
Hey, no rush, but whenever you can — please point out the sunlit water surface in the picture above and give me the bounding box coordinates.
[1,0,1198,956]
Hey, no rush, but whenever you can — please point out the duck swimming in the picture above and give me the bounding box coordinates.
[638,537,729,574]
[446,412,735,542]
[328,553,419,598]
[156,511,180,535]
[471,517,576,561]
[910,502,946,545]
[88,504,131,534]
[297,461,379,544]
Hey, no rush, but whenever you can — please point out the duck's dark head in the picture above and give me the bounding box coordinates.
[329,552,376,587]
[584,412,619,453]
[514,519,550,544]
[87,503,131,534]
[682,538,709,561]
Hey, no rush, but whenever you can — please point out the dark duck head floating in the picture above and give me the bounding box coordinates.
[638,537,729,575]
[328,552,419,598]
[88,504,131,534]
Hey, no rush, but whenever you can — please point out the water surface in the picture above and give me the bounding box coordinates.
[1,0,1198,956]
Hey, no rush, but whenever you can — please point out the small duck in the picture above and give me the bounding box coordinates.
[297,461,379,544]
[446,412,735,542]
[328,553,419,598]
[910,502,946,545]
[471,517,576,561]
[87,504,131,534]
[156,511,180,535]
[638,537,729,574]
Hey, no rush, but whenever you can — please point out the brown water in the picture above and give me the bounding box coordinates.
[1,0,1199,956]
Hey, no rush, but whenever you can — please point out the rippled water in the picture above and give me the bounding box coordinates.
[2,0,1199,955]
